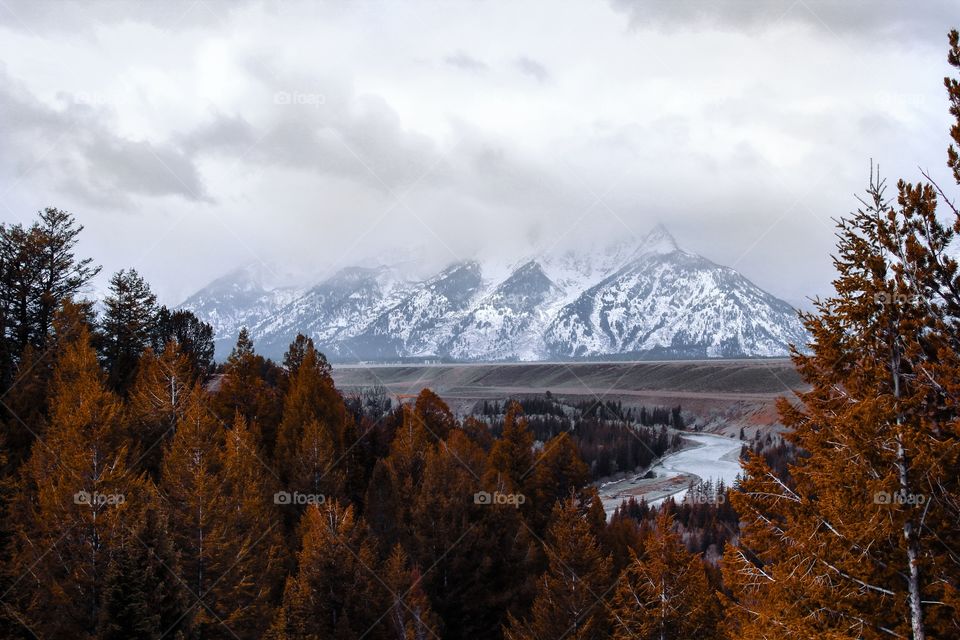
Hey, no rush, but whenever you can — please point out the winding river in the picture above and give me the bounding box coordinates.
[598,432,744,517]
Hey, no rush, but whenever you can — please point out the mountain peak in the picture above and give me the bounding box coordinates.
[639,223,679,255]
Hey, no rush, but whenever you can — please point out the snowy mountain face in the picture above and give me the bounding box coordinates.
[181,226,809,362]
[178,263,304,358]
[444,260,563,361]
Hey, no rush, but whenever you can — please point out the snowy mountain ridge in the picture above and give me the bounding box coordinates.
[181,226,809,362]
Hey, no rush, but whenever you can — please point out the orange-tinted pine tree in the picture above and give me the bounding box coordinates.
[366,405,435,549]
[504,497,613,640]
[526,431,590,533]
[268,502,386,640]
[412,388,456,443]
[127,343,194,477]
[215,414,287,638]
[274,339,348,490]
[212,329,283,452]
[610,513,722,640]
[6,323,148,638]
[159,391,228,637]
[382,543,440,640]
[484,401,534,495]
[724,154,960,637]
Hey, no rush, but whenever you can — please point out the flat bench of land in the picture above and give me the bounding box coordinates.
[331,359,805,428]
[332,359,803,396]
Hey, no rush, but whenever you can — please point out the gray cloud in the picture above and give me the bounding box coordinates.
[444,52,488,74]
[515,56,549,82]
[610,0,958,41]
[0,68,207,208]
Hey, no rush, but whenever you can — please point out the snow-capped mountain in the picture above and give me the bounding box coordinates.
[543,226,808,358]
[247,265,415,359]
[331,261,484,360]
[444,260,564,361]
[178,262,304,358]
[181,226,809,362]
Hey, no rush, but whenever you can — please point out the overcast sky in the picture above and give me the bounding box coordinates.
[1,0,957,308]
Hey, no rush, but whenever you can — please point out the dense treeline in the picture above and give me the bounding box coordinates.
[480,398,684,479]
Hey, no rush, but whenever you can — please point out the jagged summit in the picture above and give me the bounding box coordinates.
[181,225,808,361]
[638,223,680,255]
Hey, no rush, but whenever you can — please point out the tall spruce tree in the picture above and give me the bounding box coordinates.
[610,513,722,640]
[504,496,613,640]
[127,343,195,478]
[159,391,229,638]
[212,329,283,453]
[274,338,349,495]
[215,415,286,638]
[97,507,193,640]
[152,307,215,379]
[5,322,147,638]
[99,268,159,393]
[0,207,99,367]
[268,502,386,640]
[723,34,960,639]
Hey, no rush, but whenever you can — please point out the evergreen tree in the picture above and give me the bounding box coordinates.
[277,342,342,470]
[127,343,194,477]
[484,401,534,494]
[526,431,590,533]
[610,513,721,640]
[724,139,960,639]
[0,207,100,366]
[268,502,386,640]
[215,415,286,638]
[412,388,456,443]
[99,268,159,393]
[5,323,147,638]
[152,307,215,379]
[0,222,39,385]
[504,497,613,640]
[159,391,229,638]
[381,544,440,640]
[212,329,283,454]
[282,333,330,379]
[97,507,192,640]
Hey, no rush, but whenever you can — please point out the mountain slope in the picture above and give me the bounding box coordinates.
[543,228,807,358]
[249,265,413,358]
[179,263,303,357]
[443,260,563,360]
[331,261,484,360]
[181,226,808,362]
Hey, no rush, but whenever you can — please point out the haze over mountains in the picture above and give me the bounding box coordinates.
[180,225,809,362]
